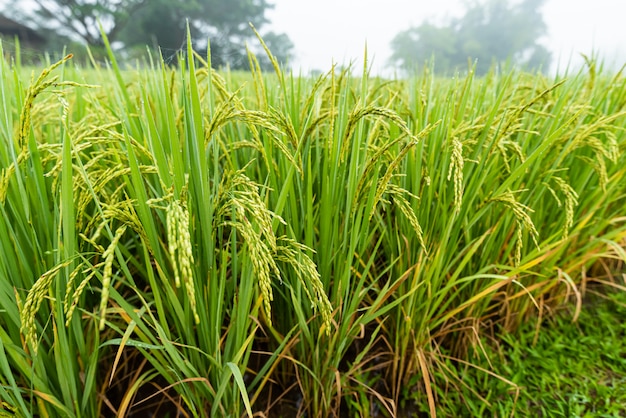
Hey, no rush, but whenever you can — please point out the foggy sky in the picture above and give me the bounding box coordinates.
[267,0,626,74]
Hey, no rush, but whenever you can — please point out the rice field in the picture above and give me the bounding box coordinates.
[1,32,626,417]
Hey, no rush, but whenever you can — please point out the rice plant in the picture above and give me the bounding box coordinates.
[0,34,625,417]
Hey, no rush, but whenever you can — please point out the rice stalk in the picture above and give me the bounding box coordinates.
[274,237,333,333]
[490,190,540,266]
[63,263,98,326]
[386,184,427,251]
[20,260,73,353]
[216,170,281,324]
[546,176,579,240]
[98,225,127,330]
[447,137,464,214]
[167,199,199,324]
[371,121,440,220]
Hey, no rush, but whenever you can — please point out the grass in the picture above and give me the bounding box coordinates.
[0,31,625,417]
[413,285,626,417]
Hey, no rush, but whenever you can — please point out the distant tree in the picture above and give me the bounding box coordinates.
[117,0,192,53]
[2,0,294,69]
[389,0,551,74]
[117,0,294,68]
[4,0,146,46]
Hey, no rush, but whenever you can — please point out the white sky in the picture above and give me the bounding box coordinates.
[266,0,626,74]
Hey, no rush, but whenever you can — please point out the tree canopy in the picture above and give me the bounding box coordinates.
[2,0,294,69]
[389,0,551,75]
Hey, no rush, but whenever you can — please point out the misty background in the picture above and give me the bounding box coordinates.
[0,0,624,74]
[268,0,626,74]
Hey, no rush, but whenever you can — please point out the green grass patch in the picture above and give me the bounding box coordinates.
[411,288,626,417]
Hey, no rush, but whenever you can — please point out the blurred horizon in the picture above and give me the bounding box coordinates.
[0,0,624,75]
[267,0,626,75]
